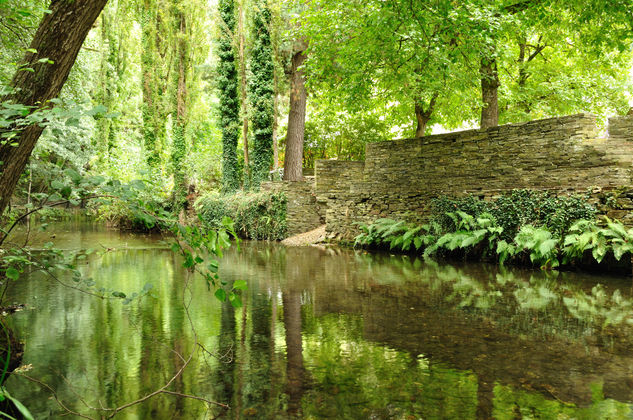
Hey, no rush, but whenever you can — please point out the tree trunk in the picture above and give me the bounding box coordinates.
[272,67,279,172]
[219,0,241,191]
[0,0,109,219]
[238,0,249,177]
[283,41,308,181]
[479,56,499,129]
[414,93,438,138]
[172,4,188,214]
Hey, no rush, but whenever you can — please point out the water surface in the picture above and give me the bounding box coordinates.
[4,224,633,419]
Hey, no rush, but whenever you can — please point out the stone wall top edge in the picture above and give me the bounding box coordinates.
[315,160,366,172]
[315,159,365,165]
[365,113,599,152]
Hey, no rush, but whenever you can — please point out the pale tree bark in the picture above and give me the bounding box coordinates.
[0,0,109,218]
[272,58,280,172]
[414,92,438,138]
[479,55,500,129]
[283,39,308,181]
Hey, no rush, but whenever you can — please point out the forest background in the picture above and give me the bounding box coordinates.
[0,0,632,219]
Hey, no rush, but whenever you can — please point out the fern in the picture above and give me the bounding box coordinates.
[356,213,633,270]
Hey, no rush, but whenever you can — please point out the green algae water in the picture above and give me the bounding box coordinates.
[4,223,633,419]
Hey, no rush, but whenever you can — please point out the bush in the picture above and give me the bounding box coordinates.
[431,190,596,240]
[355,190,621,270]
[196,191,287,240]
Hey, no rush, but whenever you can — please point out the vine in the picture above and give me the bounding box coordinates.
[248,0,274,187]
[217,0,241,192]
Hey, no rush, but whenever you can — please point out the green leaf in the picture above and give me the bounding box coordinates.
[0,387,34,420]
[233,279,247,290]
[229,292,242,308]
[64,168,81,184]
[60,186,72,199]
[5,268,18,280]
[214,288,226,302]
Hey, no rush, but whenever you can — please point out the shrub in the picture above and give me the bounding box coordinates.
[431,190,596,240]
[196,191,287,240]
[355,190,630,270]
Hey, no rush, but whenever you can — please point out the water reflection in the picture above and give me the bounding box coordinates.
[3,233,633,419]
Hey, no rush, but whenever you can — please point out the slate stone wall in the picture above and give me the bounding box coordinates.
[261,178,324,237]
[314,113,633,240]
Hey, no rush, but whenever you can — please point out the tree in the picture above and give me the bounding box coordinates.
[248,0,274,186]
[140,0,167,169]
[301,0,633,138]
[300,0,477,138]
[0,0,109,219]
[218,0,241,192]
[170,0,189,209]
[283,38,308,181]
[237,0,251,183]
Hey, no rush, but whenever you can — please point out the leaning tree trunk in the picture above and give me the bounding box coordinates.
[283,41,308,181]
[0,0,109,219]
[479,56,499,129]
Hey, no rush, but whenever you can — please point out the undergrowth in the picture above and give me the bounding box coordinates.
[355,191,630,270]
[196,191,287,240]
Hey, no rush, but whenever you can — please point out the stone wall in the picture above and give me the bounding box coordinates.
[314,113,633,240]
[261,178,324,237]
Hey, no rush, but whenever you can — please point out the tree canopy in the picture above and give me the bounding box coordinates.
[0,0,630,212]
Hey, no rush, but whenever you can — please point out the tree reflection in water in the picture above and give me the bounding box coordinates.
[2,235,633,418]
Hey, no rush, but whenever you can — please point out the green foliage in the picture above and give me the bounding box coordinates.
[299,0,633,134]
[1,173,244,306]
[171,122,187,208]
[563,218,633,264]
[513,225,560,268]
[354,218,436,252]
[431,190,596,241]
[355,191,633,270]
[303,97,392,166]
[196,190,287,240]
[248,0,274,187]
[0,386,35,420]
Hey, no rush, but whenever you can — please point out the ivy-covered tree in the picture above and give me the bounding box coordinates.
[248,0,274,187]
[170,0,189,210]
[140,0,167,169]
[218,0,241,192]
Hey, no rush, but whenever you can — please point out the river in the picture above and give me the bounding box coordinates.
[4,220,633,419]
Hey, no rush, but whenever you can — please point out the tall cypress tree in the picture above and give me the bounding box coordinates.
[218,0,241,192]
[249,0,274,187]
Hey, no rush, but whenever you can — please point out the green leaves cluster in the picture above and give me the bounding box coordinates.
[196,190,287,240]
[299,0,633,136]
[355,210,633,270]
[431,190,596,241]
[170,216,244,308]
[1,172,246,308]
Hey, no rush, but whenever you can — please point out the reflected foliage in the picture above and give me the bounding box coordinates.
[4,238,633,418]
